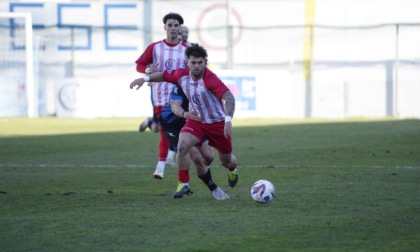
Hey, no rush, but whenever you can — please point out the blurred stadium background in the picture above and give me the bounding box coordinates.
[1,0,419,119]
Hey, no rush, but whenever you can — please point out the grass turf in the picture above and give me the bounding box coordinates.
[0,118,419,251]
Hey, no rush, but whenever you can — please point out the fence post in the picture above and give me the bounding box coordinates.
[394,23,400,118]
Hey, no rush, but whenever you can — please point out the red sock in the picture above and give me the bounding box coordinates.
[158,127,170,161]
[178,170,189,183]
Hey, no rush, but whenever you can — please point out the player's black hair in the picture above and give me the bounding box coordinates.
[186,43,208,62]
[162,12,184,25]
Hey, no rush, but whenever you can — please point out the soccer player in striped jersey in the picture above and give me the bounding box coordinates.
[160,86,229,200]
[134,12,188,179]
[130,43,239,199]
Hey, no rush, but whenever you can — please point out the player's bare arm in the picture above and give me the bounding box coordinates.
[130,72,164,90]
[169,99,184,117]
[170,99,202,122]
[222,90,235,138]
[222,90,235,117]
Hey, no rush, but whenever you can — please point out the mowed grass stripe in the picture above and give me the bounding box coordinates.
[0,163,419,169]
[0,118,419,251]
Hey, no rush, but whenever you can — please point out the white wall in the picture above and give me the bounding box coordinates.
[54,69,420,119]
[1,0,419,118]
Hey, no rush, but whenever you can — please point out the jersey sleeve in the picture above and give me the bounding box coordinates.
[134,42,157,73]
[162,68,189,86]
[204,69,229,99]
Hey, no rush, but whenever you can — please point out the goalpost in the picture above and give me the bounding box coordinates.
[0,12,36,117]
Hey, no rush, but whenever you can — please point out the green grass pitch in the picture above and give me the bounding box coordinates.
[0,117,419,251]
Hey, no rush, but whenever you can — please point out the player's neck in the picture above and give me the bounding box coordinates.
[166,37,180,44]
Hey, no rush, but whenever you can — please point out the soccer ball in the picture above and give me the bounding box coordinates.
[251,180,275,203]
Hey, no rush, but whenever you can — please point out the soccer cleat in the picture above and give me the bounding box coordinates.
[173,183,193,198]
[212,187,230,200]
[139,117,152,132]
[228,168,238,188]
[153,166,164,179]
[165,158,177,167]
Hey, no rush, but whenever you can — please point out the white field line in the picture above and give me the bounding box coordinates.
[0,164,418,169]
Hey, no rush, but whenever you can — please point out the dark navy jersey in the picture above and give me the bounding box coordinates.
[161,86,189,125]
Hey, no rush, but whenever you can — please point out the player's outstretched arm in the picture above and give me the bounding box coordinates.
[129,78,145,90]
[129,72,165,90]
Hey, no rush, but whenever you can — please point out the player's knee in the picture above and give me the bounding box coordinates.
[203,152,214,166]
[177,142,189,155]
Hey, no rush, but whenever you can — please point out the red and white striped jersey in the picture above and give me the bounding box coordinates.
[163,67,229,124]
[135,40,188,107]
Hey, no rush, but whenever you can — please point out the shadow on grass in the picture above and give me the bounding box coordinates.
[0,119,419,168]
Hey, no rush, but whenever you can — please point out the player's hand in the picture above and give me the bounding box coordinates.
[186,110,202,122]
[130,78,145,90]
[224,121,232,138]
[147,63,159,75]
